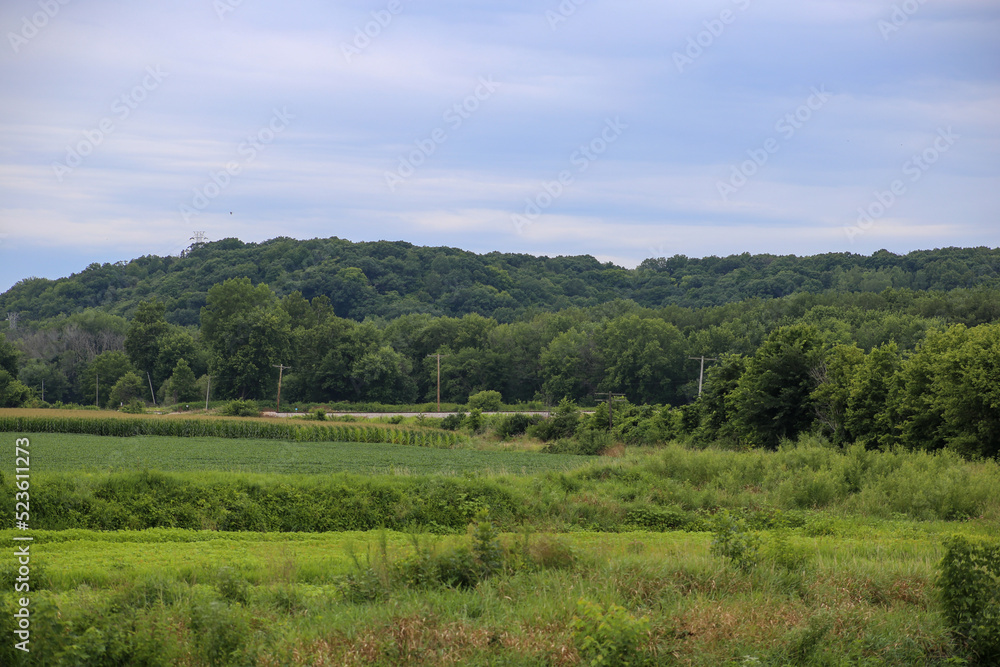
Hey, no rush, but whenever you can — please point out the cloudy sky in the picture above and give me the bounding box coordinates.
[0,0,997,293]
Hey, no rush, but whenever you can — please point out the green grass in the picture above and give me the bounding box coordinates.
[2,433,998,664]
[0,526,978,666]
[3,432,593,476]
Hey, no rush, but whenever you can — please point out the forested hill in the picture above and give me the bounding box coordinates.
[3,237,999,325]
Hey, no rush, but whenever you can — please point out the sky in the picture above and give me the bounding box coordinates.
[0,0,997,293]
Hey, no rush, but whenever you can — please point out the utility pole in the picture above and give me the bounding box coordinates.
[205,375,211,412]
[594,392,626,430]
[147,372,157,406]
[273,365,291,412]
[41,380,44,403]
[95,373,99,408]
[689,356,719,397]
[426,353,448,412]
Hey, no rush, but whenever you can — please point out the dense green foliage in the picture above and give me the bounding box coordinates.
[3,240,999,458]
[4,238,998,324]
[938,535,1000,664]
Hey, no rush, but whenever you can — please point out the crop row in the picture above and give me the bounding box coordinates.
[0,415,463,448]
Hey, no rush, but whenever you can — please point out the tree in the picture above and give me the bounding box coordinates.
[844,342,901,449]
[162,358,200,404]
[728,324,825,449]
[124,300,169,380]
[897,323,1000,458]
[200,278,291,400]
[315,319,381,401]
[18,359,70,403]
[108,371,145,408]
[350,346,417,403]
[810,344,865,445]
[540,327,603,402]
[692,353,746,445]
[153,329,204,387]
[599,315,687,404]
[0,332,19,376]
[0,370,33,407]
[80,351,137,407]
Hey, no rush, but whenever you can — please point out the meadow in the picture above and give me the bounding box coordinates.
[1,414,998,665]
[0,524,990,665]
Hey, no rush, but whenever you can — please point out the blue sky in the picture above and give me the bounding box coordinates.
[1,0,997,293]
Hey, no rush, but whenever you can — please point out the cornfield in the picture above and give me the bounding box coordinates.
[0,415,463,448]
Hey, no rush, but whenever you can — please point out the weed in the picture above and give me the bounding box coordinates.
[215,566,250,605]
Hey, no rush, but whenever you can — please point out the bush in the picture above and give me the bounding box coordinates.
[310,408,326,421]
[108,371,146,410]
[468,390,503,412]
[571,598,650,666]
[938,534,1000,664]
[528,399,580,442]
[466,408,486,435]
[494,413,541,439]
[710,510,761,571]
[543,430,611,456]
[440,412,466,430]
[220,399,260,417]
[120,398,145,414]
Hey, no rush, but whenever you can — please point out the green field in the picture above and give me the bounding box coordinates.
[3,432,592,476]
[2,427,999,665]
[1,524,989,666]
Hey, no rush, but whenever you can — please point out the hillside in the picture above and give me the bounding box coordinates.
[2,237,998,326]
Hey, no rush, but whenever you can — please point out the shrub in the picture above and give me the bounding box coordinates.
[542,430,611,456]
[310,408,326,421]
[220,399,260,417]
[121,398,145,414]
[494,413,541,439]
[625,505,692,532]
[938,534,1000,664]
[215,567,250,605]
[470,509,503,577]
[763,523,810,572]
[468,390,503,412]
[338,534,391,603]
[711,510,761,571]
[440,412,465,430]
[108,371,146,410]
[529,399,580,442]
[466,408,485,434]
[571,598,650,666]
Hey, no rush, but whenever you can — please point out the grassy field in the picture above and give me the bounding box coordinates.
[1,432,591,476]
[1,415,998,664]
[0,525,985,666]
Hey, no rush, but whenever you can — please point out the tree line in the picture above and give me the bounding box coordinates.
[3,268,998,457]
[2,237,998,326]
